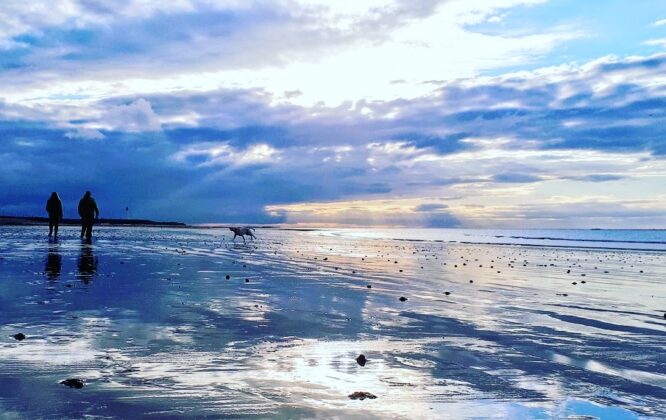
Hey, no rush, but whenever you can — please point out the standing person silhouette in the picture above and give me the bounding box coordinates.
[78,191,99,239]
[45,192,63,237]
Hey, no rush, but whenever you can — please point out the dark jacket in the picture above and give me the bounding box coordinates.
[46,197,63,220]
[78,196,99,219]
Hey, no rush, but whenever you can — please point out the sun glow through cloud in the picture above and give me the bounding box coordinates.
[1,0,665,226]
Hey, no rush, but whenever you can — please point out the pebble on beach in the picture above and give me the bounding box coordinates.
[399,296,407,302]
[60,378,84,389]
[348,391,377,400]
[356,354,367,366]
[13,333,26,341]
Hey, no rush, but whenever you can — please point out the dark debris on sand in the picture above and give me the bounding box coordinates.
[348,391,377,400]
[13,333,26,341]
[60,378,84,389]
[356,354,367,366]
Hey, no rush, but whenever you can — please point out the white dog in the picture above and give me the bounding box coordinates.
[229,227,256,243]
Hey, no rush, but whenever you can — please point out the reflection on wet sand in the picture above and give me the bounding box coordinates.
[77,241,98,283]
[45,241,61,280]
[0,226,665,419]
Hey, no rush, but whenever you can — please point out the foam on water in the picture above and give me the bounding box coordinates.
[0,226,664,418]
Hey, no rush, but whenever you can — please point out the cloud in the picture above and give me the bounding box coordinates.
[1,18,666,227]
[172,142,281,167]
[0,0,584,107]
[654,18,666,27]
[645,38,666,48]
[425,212,460,228]
[65,127,105,140]
[492,173,542,183]
[564,174,625,182]
[415,203,449,212]
[102,98,161,132]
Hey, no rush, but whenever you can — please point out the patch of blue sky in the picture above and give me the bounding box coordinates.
[468,0,666,75]
[0,48,30,70]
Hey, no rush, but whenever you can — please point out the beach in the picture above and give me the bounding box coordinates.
[1,226,665,419]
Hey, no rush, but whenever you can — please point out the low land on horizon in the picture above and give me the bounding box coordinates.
[0,215,186,228]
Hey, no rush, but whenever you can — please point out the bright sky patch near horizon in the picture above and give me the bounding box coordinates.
[1,0,665,228]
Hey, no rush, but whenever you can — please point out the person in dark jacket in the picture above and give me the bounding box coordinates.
[46,192,63,237]
[78,191,99,239]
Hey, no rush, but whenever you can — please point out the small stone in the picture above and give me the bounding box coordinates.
[572,282,577,285]
[399,296,407,302]
[245,278,249,283]
[366,284,372,289]
[356,354,367,366]
[444,291,451,296]
[13,333,26,341]
[60,378,84,389]
[348,391,377,400]
[469,280,473,283]
[225,275,230,280]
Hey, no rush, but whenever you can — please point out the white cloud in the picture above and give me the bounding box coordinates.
[172,142,281,167]
[0,0,581,106]
[644,38,666,48]
[654,18,666,26]
[65,127,105,140]
[102,98,161,132]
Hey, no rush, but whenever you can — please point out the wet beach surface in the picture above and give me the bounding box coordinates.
[0,226,665,419]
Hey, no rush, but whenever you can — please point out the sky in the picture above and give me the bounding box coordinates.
[1,0,666,228]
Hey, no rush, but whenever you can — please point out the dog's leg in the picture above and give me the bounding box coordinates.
[232,234,237,242]
[242,235,246,244]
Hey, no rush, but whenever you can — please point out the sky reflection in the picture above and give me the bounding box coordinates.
[0,226,665,418]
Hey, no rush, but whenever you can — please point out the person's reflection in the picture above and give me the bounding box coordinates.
[45,241,62,280]
[77,241,98,284]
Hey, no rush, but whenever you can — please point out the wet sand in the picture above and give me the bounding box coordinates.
[1,226,665,419]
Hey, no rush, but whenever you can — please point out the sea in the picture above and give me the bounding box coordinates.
[314,228,666,251]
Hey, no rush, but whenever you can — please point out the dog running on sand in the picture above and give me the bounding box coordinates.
[229,227,256,243]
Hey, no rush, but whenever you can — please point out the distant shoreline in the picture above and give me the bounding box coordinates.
[0,216,309,230]
[0,215,187,228]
